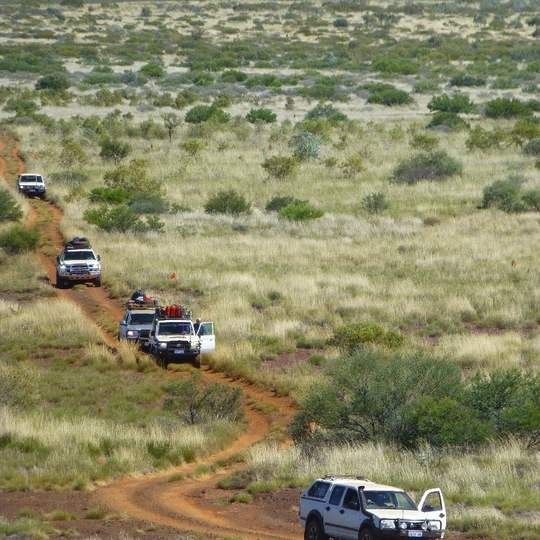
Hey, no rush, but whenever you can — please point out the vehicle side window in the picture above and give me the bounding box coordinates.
[329,485,346,506]
[422,492,443,512]
[307,481,331,499]
[342,488,360,511]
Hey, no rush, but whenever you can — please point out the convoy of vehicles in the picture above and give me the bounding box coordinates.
[17,173,46,197]
[56,237,102,288]
[300,476,446,540]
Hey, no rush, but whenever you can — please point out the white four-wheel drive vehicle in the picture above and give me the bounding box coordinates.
[148,315,215,368]
[300,476,446,540]
[56,237,102,288]
[17,173,46,197]
[118,305,157,347]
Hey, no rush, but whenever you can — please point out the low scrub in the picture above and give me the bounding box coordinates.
[0,225,39,254]
[481,176,540,213]
[289,132,321,160]
[427,112,468,131]
[428,94,475,114]
[89,186,130,204]
[305,104,347,124]
[449,73,486,87]
[262,156,298,179]
[366,85,413,106]
[333,322,403,351]
[205,190,251,215]
[361,192,389,214]
[484,97,532,118]
[84,205,164,232]
[265,196,306,212]
[0,188,22,222]
[466,126,506,152]
[523,137,540,156]
[279,201,324,221]
[246,108,276,124]
[392,151,463,184]
[185,105,230,124]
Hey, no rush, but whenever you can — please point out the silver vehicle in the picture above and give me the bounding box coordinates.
[17,173,46,198]
[56,238,101,288]
[118,307,157,347]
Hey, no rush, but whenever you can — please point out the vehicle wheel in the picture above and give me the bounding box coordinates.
[94,277,101,287]
[304,517,328,540]
[359,526,375,540]
[192,355,201,369]
[56,273,64,289]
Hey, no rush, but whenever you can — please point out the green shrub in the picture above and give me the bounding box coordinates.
[0,225,39,254]
[261,156,298,179]
[279,201,323,221]
[509,117,540,146]
[4,97,39,117]
[230,492,253,504]
[36,73,70,91]
[449,74,486,87]
[185,105,230,124]
[89,186,130,204]
[175,90,198,109]
[265,196,306,212]
[305,103,347,123]
[334,322,403,351]
[104,160,161,195]
[246,108,276,124]
[333,17,348,28]
[523,138,540,156]
[140,63,165,78]
[367,86,413,106]
[484,97,532,118]
[204,190,251,215]
[129,192,169,214]
[99,138,130,163]
[361,192,389,214]
[466,126,506,151]
[289,131,321,160]
[481,176,540,213]
[340,153,364,177]
[84,205,147,232]
[428,94,475,114]
[392,151,463,184]
[427,112,468,131]
[373,57,417,75]
[59,139,87,169]
[221,70,248,83]
[0,188,22,222]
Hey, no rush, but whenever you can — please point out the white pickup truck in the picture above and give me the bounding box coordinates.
[148,316,215,368]
[17,173,46,198]
[299,476,446,540]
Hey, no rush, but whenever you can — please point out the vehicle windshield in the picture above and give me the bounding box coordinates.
[158,322,192,335]
[363,491,417,511]
[20,176,42,182]
[129,313,155,324]
[64,251,95,261]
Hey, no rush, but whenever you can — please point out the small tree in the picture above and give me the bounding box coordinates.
[99,138,130,163]
[362,192,389,214]
[246,108,277,124]
[59,138,87,170]
[36,73,70,92]
[104,159,161,195]
[428,94,475,114]
[140,62,165,79]
[162,112,181,142]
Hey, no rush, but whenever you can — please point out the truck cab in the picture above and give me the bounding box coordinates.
[148,317,215,368]
[17,173,46,198]
[56,238,101,288]
[300,476,446,540]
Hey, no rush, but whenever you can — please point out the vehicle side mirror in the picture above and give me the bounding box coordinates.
[97,255,101,261]
[56,256,59,263]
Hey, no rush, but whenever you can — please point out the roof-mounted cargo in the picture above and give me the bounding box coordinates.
[65,237,91,250]
[155,304,192,320]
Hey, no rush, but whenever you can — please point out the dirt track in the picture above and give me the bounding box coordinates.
[0,134,301,540]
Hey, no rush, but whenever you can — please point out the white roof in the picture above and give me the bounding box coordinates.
[128,309,157,314]
[20,173,43,177]
[318,477,403,492]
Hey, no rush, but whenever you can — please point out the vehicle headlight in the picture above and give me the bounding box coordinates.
[127,330,138,337]
[380,519,396,529]
[421,522,428,531]
[428,521,441,531]
[399,522,408,530]
[159,342,167,349]
[60,264,66,271]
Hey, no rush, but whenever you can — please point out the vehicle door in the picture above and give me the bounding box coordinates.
[119,311,129,338]
[337,488,362,539]
[197,322,215,353]
[418,489,447,531]
[323,484,346,538]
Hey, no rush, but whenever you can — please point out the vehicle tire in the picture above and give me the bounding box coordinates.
[304,517,328,540]
[94,277,101,287]
[192,355,201,369]
[359,526,375,540]
[56,272,64,289]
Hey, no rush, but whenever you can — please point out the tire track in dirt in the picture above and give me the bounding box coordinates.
[0,134,300,540]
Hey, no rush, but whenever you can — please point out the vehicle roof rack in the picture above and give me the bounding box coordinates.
[155,305,193,321]
[65,237,91,250]
[126,299,159,310]
[322,474,370,481]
